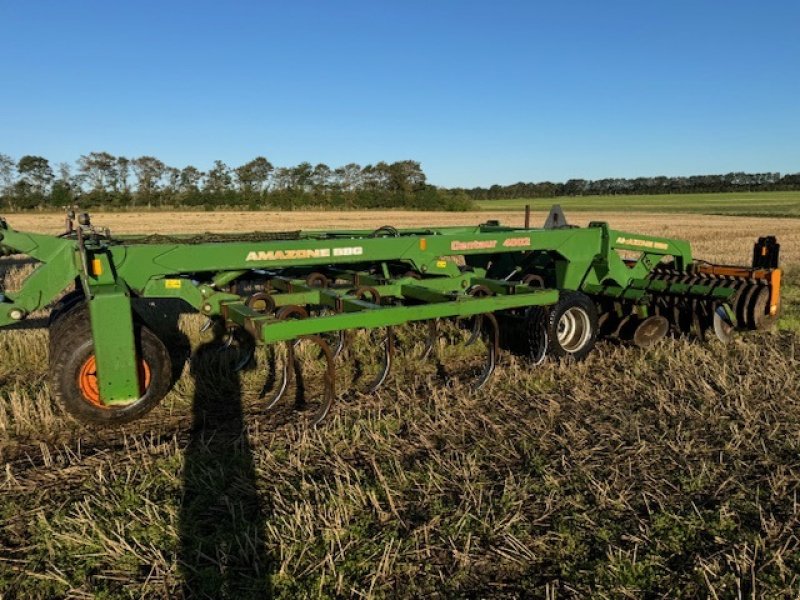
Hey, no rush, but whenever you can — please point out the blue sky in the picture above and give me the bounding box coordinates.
[1,0,798,187]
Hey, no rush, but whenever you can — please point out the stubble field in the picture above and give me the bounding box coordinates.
[1,208,799,598]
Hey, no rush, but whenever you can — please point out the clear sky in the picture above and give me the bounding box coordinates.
[1,0,798,187]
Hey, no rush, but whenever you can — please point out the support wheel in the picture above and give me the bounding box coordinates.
[50,306,172,426]
[546,292,598,361]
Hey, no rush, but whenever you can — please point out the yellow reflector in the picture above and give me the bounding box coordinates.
[91,258,103,276]
[420,238,427,251]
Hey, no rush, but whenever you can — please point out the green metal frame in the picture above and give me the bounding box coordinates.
[0,215,728,406]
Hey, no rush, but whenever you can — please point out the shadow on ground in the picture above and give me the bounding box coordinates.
[178,332,273,598]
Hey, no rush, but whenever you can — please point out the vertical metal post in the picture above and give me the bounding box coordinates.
[524,204,531,229]
[88,287,142,404]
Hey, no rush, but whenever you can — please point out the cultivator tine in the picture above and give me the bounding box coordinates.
[465,315,483,347]
[465,284,492,347]
[234,335,255,372]
[296,335,336,426]
[472,312,499,391]
[361,327,394,394]
[214,324,255,371]
[258,336,336,425]
[259,304,309,410]
[315,308,347,359]
[200,318,214,333]
[259,341,294,410]
[220,328,234,350]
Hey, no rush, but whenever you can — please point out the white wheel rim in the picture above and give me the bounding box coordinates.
[557,307,591,352]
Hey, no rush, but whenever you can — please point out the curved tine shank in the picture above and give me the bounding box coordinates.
[465,314,484,347]
[330,329,347,359]
[259,304,309,409]
[259,341,296,410]
[317,307,347,359]
[472,312,499,391]
[465,284,492,346]
[298,335,337,426]
[233,329,256,372]
[362,327,394,394]
[216,323,237,352]
[420,319,437,360]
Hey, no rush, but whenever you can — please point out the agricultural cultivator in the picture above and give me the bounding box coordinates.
[0,207,781,426]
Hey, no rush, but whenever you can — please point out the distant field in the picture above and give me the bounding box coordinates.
[476,191,800,217]
[6,209,800,266]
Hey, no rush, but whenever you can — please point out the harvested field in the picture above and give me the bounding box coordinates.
[8,209,800,266]
[1,210,799,598]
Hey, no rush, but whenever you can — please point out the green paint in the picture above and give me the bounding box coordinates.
[0,213,775,406]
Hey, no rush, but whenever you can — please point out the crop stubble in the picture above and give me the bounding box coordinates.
[0,210,798,598]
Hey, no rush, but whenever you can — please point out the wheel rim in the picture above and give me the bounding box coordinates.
[557,307,591,352]
[77,355,152,409]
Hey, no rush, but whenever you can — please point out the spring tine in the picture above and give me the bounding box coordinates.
[200,318,214,333]
[300,335,336,426]
[465,314,484,346]
[363,327,394,394]
[234,341,255,372]
[260,341,295,410]
[332,330,347,359]
[472,313,499,391]
[421,320,437,359]
[218,328,235,351]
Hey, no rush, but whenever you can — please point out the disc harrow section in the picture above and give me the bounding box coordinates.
[0,209,781,427]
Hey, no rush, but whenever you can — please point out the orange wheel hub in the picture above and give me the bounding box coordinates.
[77,355,151,408]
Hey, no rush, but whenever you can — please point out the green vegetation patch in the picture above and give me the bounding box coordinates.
[477,191,800,217]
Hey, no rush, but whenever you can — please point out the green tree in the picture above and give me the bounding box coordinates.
[290,162,313,191]
[131,156,166,207]
[17,155,53,196]
[311,163,332,193]
[161,167,181,206]
[204,160,232,197]
[51,162,74,206]
[180,166,203,193]
[235,157,273,197]
[77,151,117,193]
[116,157,131,194]
[0,154,14,202]
[388,160,426,193]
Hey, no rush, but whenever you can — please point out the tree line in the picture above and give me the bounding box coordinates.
[1,152,798,212]
[0,152,474,211]
[458,171,800,200]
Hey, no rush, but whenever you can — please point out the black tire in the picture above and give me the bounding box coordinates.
[48,289,85,331]
[545,292,598,361]
[48,293,87,358]
[50,305,172,426]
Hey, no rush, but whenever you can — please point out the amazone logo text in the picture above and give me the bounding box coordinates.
[246,246,363,261]
[615,236,669,250]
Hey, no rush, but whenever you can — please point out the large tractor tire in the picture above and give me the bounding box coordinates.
[49,305,172,426]
[545,292,599,361]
